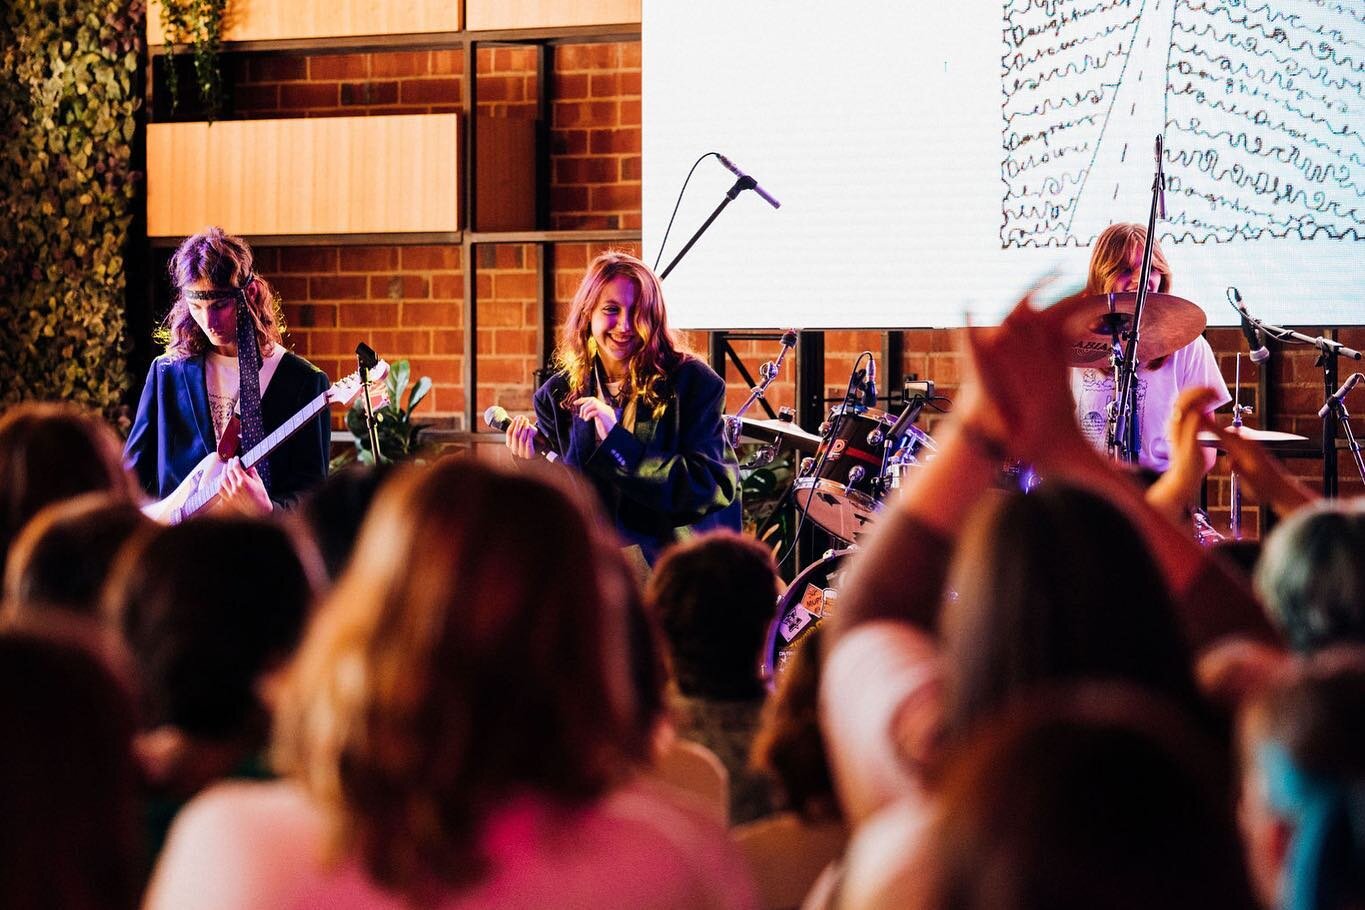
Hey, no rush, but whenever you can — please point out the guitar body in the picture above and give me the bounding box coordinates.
[141,450,230,524]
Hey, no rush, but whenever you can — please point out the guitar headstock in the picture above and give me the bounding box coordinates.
[328,358,391,410]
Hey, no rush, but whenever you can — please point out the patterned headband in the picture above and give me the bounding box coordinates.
[182,273,256,301]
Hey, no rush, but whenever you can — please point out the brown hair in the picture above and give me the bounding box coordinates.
[158,226,285,360]
[0,403,136,580]
[1086,222,1172,296]
[553,250,688,417]
[274,458,651,894]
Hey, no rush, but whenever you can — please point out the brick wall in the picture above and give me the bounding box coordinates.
[173,38,1362,534]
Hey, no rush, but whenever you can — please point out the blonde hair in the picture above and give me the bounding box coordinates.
[553,250,688,417]
[1086,223,1172,296]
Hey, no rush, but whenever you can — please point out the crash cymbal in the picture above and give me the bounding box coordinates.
[1051,292,1207,365]
[731,414,821,453]
[1198,426,1309,448]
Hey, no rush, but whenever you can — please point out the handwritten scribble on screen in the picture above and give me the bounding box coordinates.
[1001,0,1364,248]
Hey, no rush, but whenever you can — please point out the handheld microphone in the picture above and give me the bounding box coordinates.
[484,405,559,461]
[863,355,878,409]
[1318,373,1364,419]
[716,154,781,209]
[1232,289,1270,364]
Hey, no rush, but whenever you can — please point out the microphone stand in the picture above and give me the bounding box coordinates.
[1236,305,1364,496]
[1108,135,1166,464]
[659,174,761,280]
[355,342,384,464]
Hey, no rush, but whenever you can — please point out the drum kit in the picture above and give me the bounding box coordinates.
[748,290,1310,679]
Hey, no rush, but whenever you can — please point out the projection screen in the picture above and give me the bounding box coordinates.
[642,0,1364,329]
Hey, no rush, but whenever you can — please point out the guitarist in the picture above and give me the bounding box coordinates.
[124,228,329,516]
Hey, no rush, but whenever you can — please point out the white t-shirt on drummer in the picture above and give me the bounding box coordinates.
[205,347,286,444]
[1070,335,1231,473]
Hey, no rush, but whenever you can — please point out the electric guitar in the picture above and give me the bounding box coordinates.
[143,361,390,524]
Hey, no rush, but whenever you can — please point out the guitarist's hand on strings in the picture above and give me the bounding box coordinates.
[215,457,272,516]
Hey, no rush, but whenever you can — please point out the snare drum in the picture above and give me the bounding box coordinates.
[793,405,896,541]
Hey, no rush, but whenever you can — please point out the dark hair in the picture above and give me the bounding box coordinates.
[647,530,778,699]
[0,624,142,910]
[159,227,285,360]
[940,484,1203,745]
[0,402,135,580]
[294,462,397,583]
[275,458,652,895]
[917,684,1254,910]
[1242,651,1365,910]
[105,516,313,739]
[4,493,152,619]
[750,626,841,823]
[1256,502,1365,652]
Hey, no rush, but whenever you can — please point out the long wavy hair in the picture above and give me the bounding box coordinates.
[553,251,687,417]
[1085,222,1172,295]
[274,458,651,895]
[157,227,285,360]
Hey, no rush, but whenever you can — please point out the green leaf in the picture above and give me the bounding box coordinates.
[405,376,432,414]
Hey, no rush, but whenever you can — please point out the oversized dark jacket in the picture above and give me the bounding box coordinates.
[123,352,330,512]
[533,357,742,564]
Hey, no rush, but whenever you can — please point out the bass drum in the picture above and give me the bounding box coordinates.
[762,550,851,684]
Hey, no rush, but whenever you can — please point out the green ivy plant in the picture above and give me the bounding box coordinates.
[336,359,434,467]
[0,0,143,418]
[158,0,228,117]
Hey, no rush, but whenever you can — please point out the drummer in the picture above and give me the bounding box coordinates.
[1071,223,1231,475]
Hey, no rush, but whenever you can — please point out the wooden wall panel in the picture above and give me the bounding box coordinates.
[147,0,461,45]
[147,114,460,236]
[465,0,640,31]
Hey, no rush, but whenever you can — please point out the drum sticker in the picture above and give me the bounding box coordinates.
[827,439,846,461]
[800,582,826,616]
[779,603,817,643]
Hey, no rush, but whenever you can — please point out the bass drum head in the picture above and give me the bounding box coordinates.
[792,478,882,542]
[762,550,851,684]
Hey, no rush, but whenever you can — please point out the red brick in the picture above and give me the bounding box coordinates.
[374,275,429,299]
[553,244,589,269]
[553,72,589,99]
[476,274,493,298]
[588,128,640,155]
[618,71,641,96]
[269,275,309,301]
[249,56,308,82]
[619,99,641,126]
[433,329,466,354]
[556,43,614,71]
[620,155,641,180]
[491,271,538,300]
[427,385,466,414]
[494,329,536,354]
[477,330,494,355]
[400,79,461,105]
[430,50,464,75]
[283,303,337,328]
[552,213,617,231]
[619,212,641,230]
[310,275,369,300]
[337,302,398,326]
[479,300,525,327]
[367,329,431,356]
[430,274,464,300]
[279,248,337,273]
[371,51,429,78]
[338,246,398,271]
[590,183,640,212]
[407,358,463,384]
[620,42,642,69]
[585,100,618,127]
[281,82,339,109]
[551,186,590,212]
[233,84,279,112]
[306,331,352,356]
[309,55,368,80]
[551,129,590,155]
[401,302,463,326]
[341,81,399,106]
[589,73,618,97]
[553,101,588,128]
[476,75,523,103]
[479,358,533,383]
[400,246,461,270]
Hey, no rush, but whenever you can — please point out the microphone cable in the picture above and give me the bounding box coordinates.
[652,151,722,272]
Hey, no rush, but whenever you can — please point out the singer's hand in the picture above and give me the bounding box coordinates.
[504,415,539,460]
[574,397,618,440]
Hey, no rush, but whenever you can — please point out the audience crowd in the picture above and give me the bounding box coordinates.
[2,288,1364,910]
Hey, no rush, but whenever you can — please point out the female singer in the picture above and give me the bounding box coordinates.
[505,251,741,564]
[1071,223,1231,475]
[124,228,329,516]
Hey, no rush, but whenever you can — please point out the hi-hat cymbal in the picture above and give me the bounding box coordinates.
[730,415,821,453]
[1051,292,1207,365]
[1198,426,1309,448]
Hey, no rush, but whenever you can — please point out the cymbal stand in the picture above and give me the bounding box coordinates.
[725,329,798,449]
[1228,353,1252,540]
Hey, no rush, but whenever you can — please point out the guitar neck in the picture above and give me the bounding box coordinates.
[177,390,330,521]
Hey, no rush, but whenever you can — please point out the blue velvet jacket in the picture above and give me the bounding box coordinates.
[123,352,330,512]
[533,357,742,563]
